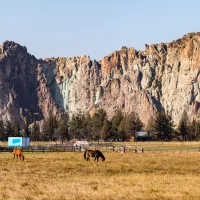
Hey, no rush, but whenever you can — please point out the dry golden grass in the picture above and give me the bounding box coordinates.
[1,151,200,200]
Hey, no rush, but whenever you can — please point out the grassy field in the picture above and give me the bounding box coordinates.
[1,150,200,200]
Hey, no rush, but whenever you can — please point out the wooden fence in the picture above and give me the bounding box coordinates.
[1,144,200,153]
[0,145,83,153]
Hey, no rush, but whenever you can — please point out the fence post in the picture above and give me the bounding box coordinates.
[79,146,81,152]
[43,147,44,153]
[135,147,137,153]
[142,148,144,153]
[113,146,115,152]
[123,146,126,153]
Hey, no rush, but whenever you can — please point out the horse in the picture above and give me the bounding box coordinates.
[13,148,25,161]
[84,150,105,162]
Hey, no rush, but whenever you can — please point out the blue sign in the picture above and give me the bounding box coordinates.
[8,137,22,147]
[8,137,30,147]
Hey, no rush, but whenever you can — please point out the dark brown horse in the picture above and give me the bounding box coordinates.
[13,148,25,161]
[84,150,105,162]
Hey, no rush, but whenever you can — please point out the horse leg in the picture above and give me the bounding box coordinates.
[97,156,99,162]
[87,156,90,161]
[94,157,96,162]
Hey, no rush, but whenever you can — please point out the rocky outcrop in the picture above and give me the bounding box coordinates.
[0,41,61,125]
[0,33,199,126]
[0,41,39,124]
[42,33,200,125]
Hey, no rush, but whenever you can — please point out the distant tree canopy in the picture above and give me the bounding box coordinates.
[0,109,199,142]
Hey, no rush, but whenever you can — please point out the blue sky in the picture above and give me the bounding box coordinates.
[1,0,200,60]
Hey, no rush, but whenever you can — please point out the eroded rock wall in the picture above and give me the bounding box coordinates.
[42,33,200,124]
[0,33,199,126]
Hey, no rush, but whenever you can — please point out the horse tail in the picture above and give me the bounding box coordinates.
[84,151,87,160]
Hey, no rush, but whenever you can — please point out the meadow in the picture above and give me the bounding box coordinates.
[1,144,200,200]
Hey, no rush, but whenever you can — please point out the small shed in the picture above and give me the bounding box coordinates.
[135,132,150,141]
[8,137,30,147]
[73,141,89,150]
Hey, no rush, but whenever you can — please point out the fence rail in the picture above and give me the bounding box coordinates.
[1,144,200,153]
[0,145,83,153]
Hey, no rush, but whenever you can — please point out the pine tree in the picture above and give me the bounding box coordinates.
[154,112,174,141]
[118,112,143,141]
[178,110,190,141]
[56,114,69,142]
[195,120,200,140]
[46,111,58,140]
[146,116,156,139]
[118,116,129,141]
[0,120,6,141]
[13,121,21,137]
[40,120,49,141]
[31,121,40,141]
[4,121,13,137]
[111,109,123,140]
[129,112,143,140]
[91,109,107,142]
[69,112,84,139]
[83,112,92,140]
[189,119,196,140]
[100,119,110,141]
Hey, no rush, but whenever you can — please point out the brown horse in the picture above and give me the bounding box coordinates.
[13,148,25,161]
[84,150,105,162]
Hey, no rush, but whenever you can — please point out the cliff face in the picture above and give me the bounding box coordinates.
[0,41,61,125]
[42,33,200,125]
[0,33,199,126]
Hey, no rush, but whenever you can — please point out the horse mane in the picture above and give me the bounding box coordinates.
[96,150,105,160]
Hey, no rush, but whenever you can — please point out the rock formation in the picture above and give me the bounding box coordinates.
[0,32,199,126]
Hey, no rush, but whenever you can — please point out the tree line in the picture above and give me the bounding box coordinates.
[0,109,199,142]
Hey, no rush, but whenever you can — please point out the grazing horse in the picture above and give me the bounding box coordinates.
[84,150,105,162]
[13,148,25,161]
